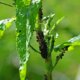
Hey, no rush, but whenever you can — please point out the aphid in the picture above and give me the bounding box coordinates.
[36,31,48,59]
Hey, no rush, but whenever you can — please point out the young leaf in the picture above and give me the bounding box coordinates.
[42,14,55,37]
[49,16,64,35]
[54,34,80,52]
[56,16,64,25]
[0,18,15,38]
[42,14,55,21]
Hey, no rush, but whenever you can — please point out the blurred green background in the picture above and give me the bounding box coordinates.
[0,0,80,80]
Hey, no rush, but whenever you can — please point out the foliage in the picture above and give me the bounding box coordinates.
[0,0,80,80]
[0,18,15,38]
[16,0,42,80]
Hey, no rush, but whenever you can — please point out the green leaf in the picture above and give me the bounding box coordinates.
[56,16,64,25]
[16,0,31,80]
[43,15,64,37]
[42,14,55,36]
[16,0,42,80]
[54,34,80,52]
[42,14,55,21]
[0,18,15,38]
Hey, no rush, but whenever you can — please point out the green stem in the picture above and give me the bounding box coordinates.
[37,1,53,80]
[30,44,40,53]
[45,54,53,80]
[0,1,13,7]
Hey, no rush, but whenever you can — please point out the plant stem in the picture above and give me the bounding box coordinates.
[29,44,40,54]
[37,1,53,80]
[0,1,13,7]
[45,53,53,80]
